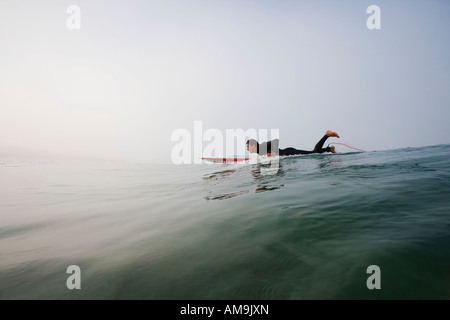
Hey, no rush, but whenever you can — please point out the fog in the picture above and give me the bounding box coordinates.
[1,0,449,163]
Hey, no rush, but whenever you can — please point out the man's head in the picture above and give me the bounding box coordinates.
[246,139,259,154]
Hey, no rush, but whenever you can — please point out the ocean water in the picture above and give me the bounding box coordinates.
[1,144,450,300]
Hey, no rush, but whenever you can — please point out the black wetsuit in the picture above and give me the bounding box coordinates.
[258,135,332,156]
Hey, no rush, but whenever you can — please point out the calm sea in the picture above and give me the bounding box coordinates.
[1,144,449,299]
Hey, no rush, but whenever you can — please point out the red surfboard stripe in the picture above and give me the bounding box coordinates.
[202,157,250,162]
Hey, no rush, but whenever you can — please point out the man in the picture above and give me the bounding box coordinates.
[246,130,339,156]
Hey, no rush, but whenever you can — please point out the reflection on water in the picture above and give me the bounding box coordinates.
[204,189,250,201]
[203,163,284,200]
[202,155,344,200]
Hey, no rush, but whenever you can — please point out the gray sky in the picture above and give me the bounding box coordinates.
[1,0,449,163]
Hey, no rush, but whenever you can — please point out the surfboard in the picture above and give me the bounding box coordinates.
[202,157,250,163]
[202,156,280,165]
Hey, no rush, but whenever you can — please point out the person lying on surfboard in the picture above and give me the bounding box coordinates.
[246,130,340,157]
